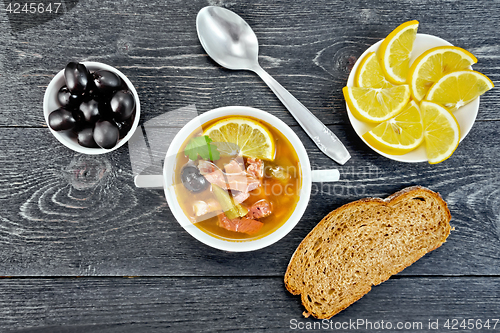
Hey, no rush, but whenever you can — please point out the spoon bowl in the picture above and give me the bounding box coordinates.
[196,6,351,165]
[197,6,259,70]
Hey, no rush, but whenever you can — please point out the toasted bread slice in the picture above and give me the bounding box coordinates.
[284,186,451,319]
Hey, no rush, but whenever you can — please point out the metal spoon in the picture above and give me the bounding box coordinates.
[196,6,351,165]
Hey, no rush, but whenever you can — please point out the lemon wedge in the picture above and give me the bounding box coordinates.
[408,46,477,101]
[203,117,275,160]
[363,100,423,155]
[343,85,411,123]
[421,101,460,164]
[378,20,419,85]
[355,52,394,88]
[425,69,494,112]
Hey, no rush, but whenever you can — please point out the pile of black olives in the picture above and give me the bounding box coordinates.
[48,62,136,149]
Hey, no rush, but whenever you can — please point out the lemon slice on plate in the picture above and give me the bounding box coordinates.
[203,117,275,160]
[421,101,460,164]
[346,34,484,163]
[355,52,394,88]
[378,20,419,84]
[408,46,477,101]
[425,69,494,112]
[342,85,411,123]
[363,100,423,155]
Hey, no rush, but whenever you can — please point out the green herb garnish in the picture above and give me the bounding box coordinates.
[184,135,221,161]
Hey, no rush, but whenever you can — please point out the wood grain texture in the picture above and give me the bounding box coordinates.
[0,120,499,277]
[0,0,498,128]
[1,276,500,332]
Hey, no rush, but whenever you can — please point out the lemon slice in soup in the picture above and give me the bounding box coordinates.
[203,117,275,161]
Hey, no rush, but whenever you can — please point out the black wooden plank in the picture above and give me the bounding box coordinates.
[0,0,498,127]
[0,120,499,277]
[1,276,500,332]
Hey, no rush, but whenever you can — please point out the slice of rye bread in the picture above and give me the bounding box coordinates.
[284,186,451,319]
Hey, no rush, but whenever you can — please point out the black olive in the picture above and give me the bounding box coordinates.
[181,165,209,193]
[110,90,135,121]
[115,114,134,139]
[77,127,99,148]
[57,86,81,108]
[64,62,91,94]
[93,120,119,149]
[79,99,101,123]
[93,70,122,93]
[48,107,77,131]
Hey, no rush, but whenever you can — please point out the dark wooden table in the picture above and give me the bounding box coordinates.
[1,0,499,332]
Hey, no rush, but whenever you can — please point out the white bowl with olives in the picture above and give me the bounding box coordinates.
[43,61,140,154]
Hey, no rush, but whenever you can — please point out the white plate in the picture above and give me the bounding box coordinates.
[346,33,479,163]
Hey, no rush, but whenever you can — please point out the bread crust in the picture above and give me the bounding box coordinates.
[284,186,451,319]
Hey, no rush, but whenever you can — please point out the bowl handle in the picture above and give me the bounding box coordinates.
[134,175,164,188]
[135,169,339,188]
[311,169,340,182]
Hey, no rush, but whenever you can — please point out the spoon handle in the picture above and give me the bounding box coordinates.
[252,65,351,165]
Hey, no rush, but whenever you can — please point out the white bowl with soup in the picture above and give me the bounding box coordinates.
[135,106,339,252]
